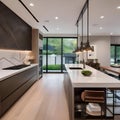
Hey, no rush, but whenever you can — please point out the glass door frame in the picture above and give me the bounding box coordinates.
[43,37,77,73]
[111,44,120,64]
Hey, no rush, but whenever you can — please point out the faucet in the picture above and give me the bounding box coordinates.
[83,59,85,69]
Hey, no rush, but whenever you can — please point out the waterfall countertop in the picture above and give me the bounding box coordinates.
[65,64,120,88]
[0,64,38,81]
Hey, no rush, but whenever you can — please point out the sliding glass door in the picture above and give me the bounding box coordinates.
[43,37,77,73]
[111,44,120,64]
[47,38,62,72]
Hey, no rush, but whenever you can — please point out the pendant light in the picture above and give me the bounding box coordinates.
[79,10,85,52]
[84,0,94,51]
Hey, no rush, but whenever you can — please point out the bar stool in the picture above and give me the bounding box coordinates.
[81,90,105,119]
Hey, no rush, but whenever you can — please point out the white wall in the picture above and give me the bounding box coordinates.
[89,36,111,66]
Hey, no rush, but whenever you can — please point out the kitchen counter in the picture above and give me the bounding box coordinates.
[64,64,119,120]
[0,64,38,81]
[65,64,120,88]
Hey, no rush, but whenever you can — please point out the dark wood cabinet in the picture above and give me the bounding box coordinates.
[0,66,38,117]
[0,2,32,50]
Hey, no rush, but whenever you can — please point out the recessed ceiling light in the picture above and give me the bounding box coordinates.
[110,32,113,35]
[100,16,104,19]
[117,6,120,9]
[55,17,58,20]
[29,3,34,7]
[99,27,103,30]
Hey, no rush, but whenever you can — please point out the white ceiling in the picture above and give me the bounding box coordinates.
[89,0,120,36]
[1,0,120,36]
[1,0,85,35]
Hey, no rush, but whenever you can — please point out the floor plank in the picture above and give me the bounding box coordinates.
[1,74,69,120]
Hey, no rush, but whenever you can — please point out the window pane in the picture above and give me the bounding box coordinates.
[63,38,77,66]
[43,37,77,73]
[48,38,61,72]
[110,46,115,64]
[116,46,120,64]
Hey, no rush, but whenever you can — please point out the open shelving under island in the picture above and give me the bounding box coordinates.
[64,64,120,120]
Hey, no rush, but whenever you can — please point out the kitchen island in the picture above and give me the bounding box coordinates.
[64,64,120,120]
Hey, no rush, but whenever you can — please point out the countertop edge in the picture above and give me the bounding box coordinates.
[65,64,120,88]
[0,63,38,82]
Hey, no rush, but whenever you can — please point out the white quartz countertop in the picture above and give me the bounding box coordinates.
[0,64,38,82]
[65,64,120,88]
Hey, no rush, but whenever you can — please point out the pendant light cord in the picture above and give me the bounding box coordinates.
[82,10,83,43]
[87,0,89,43]
[77,24,79,49]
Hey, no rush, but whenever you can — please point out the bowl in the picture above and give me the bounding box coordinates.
[81,70,92,76]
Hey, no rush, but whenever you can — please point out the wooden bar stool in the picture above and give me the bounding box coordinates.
[81,90,105,119]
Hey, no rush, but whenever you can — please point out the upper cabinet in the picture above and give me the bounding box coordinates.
[0,2,32,50]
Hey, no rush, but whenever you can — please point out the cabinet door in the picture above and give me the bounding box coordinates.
[0,67,37,101]
[0,66,37,117]
[0,2,32,50]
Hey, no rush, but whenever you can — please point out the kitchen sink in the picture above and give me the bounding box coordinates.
[69,67,83,70]
[3,64,30,70]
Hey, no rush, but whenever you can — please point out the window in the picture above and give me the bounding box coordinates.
[42,37,77,72]
[111,44,120,64]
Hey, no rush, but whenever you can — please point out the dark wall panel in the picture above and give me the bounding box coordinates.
[0,2,32,50]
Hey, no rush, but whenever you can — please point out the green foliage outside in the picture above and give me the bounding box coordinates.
[43,38,77,55]
[42,38,77,71]
[63,39,76,53]
[43,64,61,70]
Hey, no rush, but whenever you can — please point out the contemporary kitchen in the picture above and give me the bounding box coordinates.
[1,0,120,120]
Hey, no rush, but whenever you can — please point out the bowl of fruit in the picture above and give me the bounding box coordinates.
[81,70,92,76]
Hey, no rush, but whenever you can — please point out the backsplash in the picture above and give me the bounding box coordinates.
[0,50,32,69]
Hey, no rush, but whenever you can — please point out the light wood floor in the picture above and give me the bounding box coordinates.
[1,74,120,120]
[1,74,69,120]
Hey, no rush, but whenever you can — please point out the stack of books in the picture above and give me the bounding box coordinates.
[86,103,104,116]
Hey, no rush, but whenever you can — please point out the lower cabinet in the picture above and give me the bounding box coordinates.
[0,66,38,117]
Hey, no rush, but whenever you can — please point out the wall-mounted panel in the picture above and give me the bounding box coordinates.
[0,2,32,50]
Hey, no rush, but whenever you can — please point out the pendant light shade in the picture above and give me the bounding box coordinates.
[75,0,93,53]
[85,41,93,51]
[84,0,94,52]
[79,9,85,52]
[74,49,81,54]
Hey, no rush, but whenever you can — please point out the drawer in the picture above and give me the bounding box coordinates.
[0,66,37,101]
[0,75,37,117]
